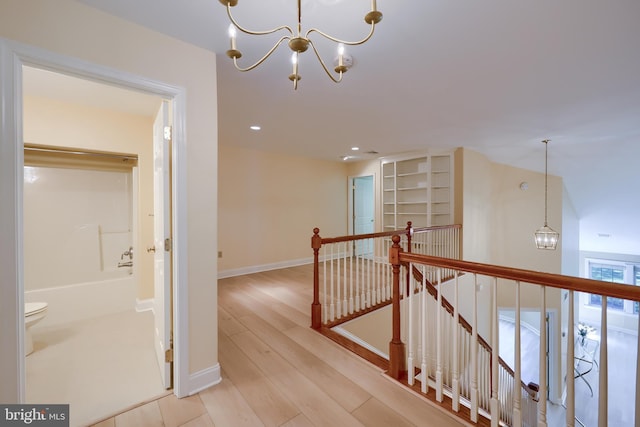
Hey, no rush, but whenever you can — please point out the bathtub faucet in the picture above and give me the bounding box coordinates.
[118,260,133,268]
[121,246,133,260]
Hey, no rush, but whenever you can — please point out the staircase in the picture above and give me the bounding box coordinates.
[311,224,640,426]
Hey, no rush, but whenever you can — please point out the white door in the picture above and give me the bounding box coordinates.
[153,100,172,389]
[353,176,374,256]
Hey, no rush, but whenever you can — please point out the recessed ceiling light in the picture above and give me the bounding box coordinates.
[351,146,359,151]
[597,233,611,238]
[250,125,261,131]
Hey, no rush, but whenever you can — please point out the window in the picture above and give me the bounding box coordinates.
[635,267,640,314]
[588,264,625,310]
[586,259,640,314]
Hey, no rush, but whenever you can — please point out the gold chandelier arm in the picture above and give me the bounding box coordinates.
[307,39,344,84]
[231,36,291,72]
[226,3,293,36]
[304,21,377,46]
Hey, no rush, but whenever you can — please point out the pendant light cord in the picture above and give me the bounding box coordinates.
[543,139,549,226]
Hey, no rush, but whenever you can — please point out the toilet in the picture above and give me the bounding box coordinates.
[25,302,48,355]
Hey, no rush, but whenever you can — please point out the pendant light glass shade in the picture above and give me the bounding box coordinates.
[535,224,559,249]
[534,139,559,250]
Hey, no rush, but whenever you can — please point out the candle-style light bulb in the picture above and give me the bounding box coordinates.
[291,52,298,65]
[228,24,237,50]
[337,43,345,66]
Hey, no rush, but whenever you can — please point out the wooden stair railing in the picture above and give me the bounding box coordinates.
[409,263,539,386]
[388,234,640,427]
[311,222,462,329]
[406,262,538,425]
[310,224,531,426]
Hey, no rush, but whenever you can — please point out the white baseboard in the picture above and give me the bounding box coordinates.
[135,298,153,312]
[218,257,313,279]
[188,363,221,396]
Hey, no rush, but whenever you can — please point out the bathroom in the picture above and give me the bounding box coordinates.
[22,66,168,425]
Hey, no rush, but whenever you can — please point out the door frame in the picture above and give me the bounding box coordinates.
[347,174,376,237]
[0,37,189,401]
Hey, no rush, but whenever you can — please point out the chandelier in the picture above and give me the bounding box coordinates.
[534,139,560,250]
[219,0,383,89]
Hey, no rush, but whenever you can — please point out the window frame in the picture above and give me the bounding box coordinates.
[584,258,640,314]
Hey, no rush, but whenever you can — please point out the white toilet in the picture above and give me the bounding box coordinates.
[25,302,48,355]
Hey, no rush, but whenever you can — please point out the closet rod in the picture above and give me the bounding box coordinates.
[24,145,137,161]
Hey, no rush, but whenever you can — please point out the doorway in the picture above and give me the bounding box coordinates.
[22,68,172,424]
[349,175,375,256]
[0,39,189,407]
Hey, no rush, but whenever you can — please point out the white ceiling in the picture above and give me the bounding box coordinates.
[33,0,640,255]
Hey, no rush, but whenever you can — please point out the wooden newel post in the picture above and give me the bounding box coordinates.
[405,221,413,253]
[311,228,322,329]
[388,234,406,379]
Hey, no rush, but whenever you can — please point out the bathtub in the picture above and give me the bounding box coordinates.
[24,271,137,328]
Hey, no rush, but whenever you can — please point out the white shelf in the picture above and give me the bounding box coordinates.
[381,152,453,229]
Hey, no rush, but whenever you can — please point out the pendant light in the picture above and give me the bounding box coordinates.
[534,139,560,250]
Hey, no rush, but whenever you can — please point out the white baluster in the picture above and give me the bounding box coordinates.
[369,239,375,305]
[452,271,460,412]
[598,297,608,427]
[343,242,348,317]
[354,246,360,312]
[329,245,335,321]
[408,263,415,386]
[636,306,640,427]
[538,286,547,427]
[335,244,341,319]
[349,246,354,314]
[374,239,381,304]
[470,274,479,422]
[422,266,429,393]
[322,246,327,323]
[566,290,575,427]
[490,277,499,426]
[436,269,444,402]
[365,243,376,306]
[513,281,522,427]
[361,250,366,309]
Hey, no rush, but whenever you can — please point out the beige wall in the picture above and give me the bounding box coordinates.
[339,306,391,357]
[459,148,493,263]
[23,95,155,299]
[217,144,348,274]
[1,0,218,377]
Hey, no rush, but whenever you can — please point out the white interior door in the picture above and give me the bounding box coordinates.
[153,100,172,389]
[353,175,374,256]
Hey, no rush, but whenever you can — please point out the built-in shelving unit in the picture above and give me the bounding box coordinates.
[381,152,453,229]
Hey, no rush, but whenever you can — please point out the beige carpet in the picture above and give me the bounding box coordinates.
[26,309,166,427]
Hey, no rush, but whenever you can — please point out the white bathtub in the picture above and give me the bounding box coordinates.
[25,272,137,328]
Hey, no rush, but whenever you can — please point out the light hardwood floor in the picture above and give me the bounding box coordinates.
[91,265,466,427]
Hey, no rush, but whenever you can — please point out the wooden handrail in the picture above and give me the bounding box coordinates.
[316,223,462,245]
[399,251,640,300]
